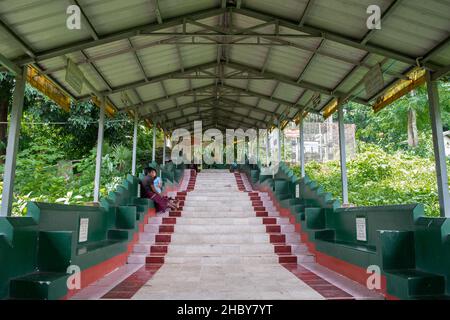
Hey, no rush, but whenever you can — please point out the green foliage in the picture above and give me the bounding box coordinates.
[344,82,449,157]
[292,143,449,217]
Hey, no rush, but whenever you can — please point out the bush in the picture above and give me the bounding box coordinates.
[291,143,448,217]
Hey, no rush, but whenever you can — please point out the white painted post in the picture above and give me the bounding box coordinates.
[93,96,105,203]
[152,124,156,163]
[162,130,166,165]
[0,68,26,217]
[299,118,305,178]
[256,130,260,164]
[277,121,282,162]
[426,71,450,217]
[266,128,270,166]
[131,109,138,176]
[338,105,349,205]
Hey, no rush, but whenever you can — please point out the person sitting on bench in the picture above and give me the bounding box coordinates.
[142,167,179,213]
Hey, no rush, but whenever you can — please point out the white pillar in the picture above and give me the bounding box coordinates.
[277,121,282,162]
[131,110,138,176]
[1,68,26,217]
[162,130,166,165]
[266,129,270,166]
[299,118,305,178]
[152,124,156,163]
[426,71,450,217]
[93,96,105,203]
[338,105,349,205]
[256,130,260,164]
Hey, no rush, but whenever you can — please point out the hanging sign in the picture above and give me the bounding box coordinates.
[364,64,384,98]
[79,218,89,243]
[312,93,321,109]
[65,58,84,94]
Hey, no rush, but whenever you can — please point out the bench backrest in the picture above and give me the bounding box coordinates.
[28,202,108,244]
[328,204,423,247]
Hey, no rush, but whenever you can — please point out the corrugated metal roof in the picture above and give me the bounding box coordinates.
[0,0,448,130]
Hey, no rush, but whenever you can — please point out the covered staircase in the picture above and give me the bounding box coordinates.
[72,170,381,300]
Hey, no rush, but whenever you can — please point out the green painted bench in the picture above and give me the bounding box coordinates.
[6,202,137,299]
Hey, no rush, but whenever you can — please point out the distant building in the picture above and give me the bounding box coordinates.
[283,119,356,164]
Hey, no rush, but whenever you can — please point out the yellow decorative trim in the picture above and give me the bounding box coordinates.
[91,96,116,118]
[372,68,426,113]
[26,66,71,112]
[322,98,339,119]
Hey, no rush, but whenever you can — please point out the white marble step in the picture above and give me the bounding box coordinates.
[176,211,261,218]
[171,217,291,225]
[181,207,255,213]
[182,205,255,210]
[185,192,249,196]
[183,200,256,206]
[169,224,267,233]
[139,232,157,242]
[185,195,251,201]
[163,255,280,265]
[170,233,270,244]
[165,243,276,255]
[127,253,146,264]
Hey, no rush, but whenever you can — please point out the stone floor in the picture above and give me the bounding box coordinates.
[131,263,325,300]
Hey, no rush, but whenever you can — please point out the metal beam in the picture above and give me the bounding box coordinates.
[298,0,315,26]
[69,0,99,40]
[164,106,265,129]
[227,61,370,104]
[130,83,301,116]
[80,62,218,99]
[93,96,106,203]
[219,98,275,117]
[0,52,21,75]
[165,110,259,131]
[14,7,228,65]
[432,64,450,81]
[140,97,215,117]
[426,71,450,217]
[233,8,442,71]
[360,0,403,45]
[215,107,267,127]
[124,84,215,112]
[0,18,35,58]
[0,68,26,216]
[154,0,163,24]
[422,36,450,64]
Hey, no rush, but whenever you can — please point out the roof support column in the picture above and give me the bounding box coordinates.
[152,124,156,163]
[93,96,106,203]
[338,105,349,205]
[132,110,138,176]
[426,71,450,217]
[299,118,305,178]
[266,128,270,166]
[0,68,26,217]
[162,130,166,165]
[277,121,282,163]
[256,130,260,164]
